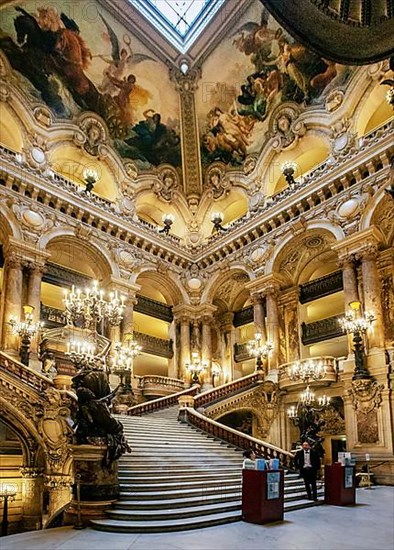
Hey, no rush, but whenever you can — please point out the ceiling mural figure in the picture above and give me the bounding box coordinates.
[0,1,182,169]
[198,4,354,169]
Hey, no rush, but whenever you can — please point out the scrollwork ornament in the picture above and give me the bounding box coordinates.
[347,378,384,414]
[269,103,306,151]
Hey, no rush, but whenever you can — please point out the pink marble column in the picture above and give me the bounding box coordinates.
[27,264,45,353]
[121,294,137,341]
[201,316,212,386]
[339,255,360,306]
[2,255,24,351]
[252,294,267,340]
[179,316,191,382]
[359,246,385,349]
[265,287,280,369]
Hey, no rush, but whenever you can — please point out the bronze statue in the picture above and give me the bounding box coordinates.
[71,367,131,466]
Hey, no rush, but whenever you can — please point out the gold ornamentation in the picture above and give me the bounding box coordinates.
[347,378,384,414]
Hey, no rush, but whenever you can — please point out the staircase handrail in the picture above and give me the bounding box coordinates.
[0,351,54,392]
[136,375,185,390]
[183,407,295,468]
[193,372,262,409]
[127,384,200,415]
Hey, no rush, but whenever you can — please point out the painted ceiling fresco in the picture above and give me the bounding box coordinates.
[0,1,181,169]
[197,1,354,167]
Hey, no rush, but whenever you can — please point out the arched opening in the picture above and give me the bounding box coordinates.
[356,84,394,136]
[0,104,24,152]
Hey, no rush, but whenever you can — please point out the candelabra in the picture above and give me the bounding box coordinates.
[281,161,298,188]
[65,341,97,369]
[63,280,125,330]
[111,333,142,393]
[338,301,375,380]
[9,305,43,366]
[0,485,17,537]
[211,212,226,232]
[247,332,273,373]
[287,386,331,448]
[158,213,175,235]
[82,167,98,194]
[185,352,207,384]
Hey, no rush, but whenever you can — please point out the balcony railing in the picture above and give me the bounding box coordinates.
[136,375,184,396]
[279,356,337,390]
[301,314,344,345]
[134,331,173,359]
[299,271,343,304]
[0,351,54,393]
[233,306,254,327]
[134,295,173,323]
[234,342,253,363]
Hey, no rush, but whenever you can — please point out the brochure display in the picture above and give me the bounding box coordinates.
[242,469,284,524]
[325,463,356,506]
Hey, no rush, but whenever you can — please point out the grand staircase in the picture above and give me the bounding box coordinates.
[91,406,324,533]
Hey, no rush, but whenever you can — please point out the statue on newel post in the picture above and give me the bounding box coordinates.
[71,366,131,466]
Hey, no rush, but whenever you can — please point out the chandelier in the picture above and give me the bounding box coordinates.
[287,359,326,383]
[247,332,274,372]
[185,352,207,384]
[63,281,125,329]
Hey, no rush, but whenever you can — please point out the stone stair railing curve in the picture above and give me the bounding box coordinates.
[193,372,262,409]
[183,407,295,469]
[127,385,200,415]
[0,351,54,392]
[136,375,185,392]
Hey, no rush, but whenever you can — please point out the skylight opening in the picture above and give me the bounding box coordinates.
[132,0,225,53]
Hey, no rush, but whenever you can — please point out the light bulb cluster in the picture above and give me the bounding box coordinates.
[288,359,326,382]
[111,337,142,374]
[9,305,43,338]
[63,281,125,328]
[65,340,96,367]
[247,332,274,359]
[338,308,375,334]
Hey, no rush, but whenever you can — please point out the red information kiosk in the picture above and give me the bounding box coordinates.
[242,469,285,524]
[325,463,356,505]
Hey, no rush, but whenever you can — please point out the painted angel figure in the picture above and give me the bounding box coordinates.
[98,13,156,96]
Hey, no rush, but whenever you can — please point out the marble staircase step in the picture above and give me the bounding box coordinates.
[119,472,241,484]
[119,484,241,500]
[90,509,241,533]
[115,492,241,509]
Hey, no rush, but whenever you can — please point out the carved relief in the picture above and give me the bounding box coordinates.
[381,274,394,342]
[204,165,231,199]
[154,167,180,202]
[357,410,379,444]
[325,185,373,236]
[269,103,306,151]
[325,89,345,112]
[319,407,345,435]
[8,199,56,244]
[330,118,356,158]
[347,378,384,445]
[74,116,108,157]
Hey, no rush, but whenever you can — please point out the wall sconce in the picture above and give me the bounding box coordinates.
[9,305,43,366]
[211,212,226,232]
[281,161,298,188]
[159,213,175,235]
[82,167,98,194]
[211,363,221,387]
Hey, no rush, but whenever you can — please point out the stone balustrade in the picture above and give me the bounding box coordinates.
[136,375,184,397]
[193,372,262,409]
[127,385,200,416]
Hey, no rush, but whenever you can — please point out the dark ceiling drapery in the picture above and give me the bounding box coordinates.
[261,0,394,65]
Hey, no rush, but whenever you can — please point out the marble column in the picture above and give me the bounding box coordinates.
[359,246,385,349]
[201,316,212,388]
[179,316,191,382]
[2,254,24,352]
[121,294,137,341]
[20,467,43,531]
[219,312,234,383]
[265,286,280,370]
[281,287,300,363]
[252,294,267,340]
[339,255,360,306]
[27,264,45,354]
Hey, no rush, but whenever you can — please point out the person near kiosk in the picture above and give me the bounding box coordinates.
[295,440,321,500]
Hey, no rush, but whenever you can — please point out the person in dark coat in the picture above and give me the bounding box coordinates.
[294,440,321,500]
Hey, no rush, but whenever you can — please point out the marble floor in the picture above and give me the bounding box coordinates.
[2,487,394,550]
